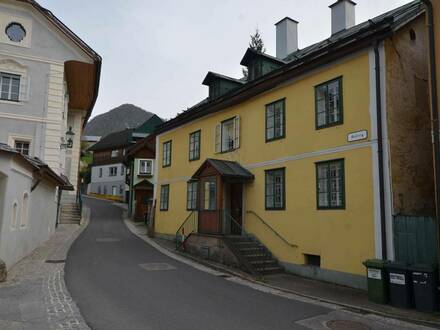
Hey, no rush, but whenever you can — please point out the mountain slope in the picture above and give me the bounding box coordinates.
[84,104,154,137]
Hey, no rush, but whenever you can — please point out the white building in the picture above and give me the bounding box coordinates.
[0,0,101,277]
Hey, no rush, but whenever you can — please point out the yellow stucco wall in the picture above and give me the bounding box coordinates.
[156,52,376,276]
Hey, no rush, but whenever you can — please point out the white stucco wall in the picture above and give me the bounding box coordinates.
[0,1,94,192]
[0,153,57,269]
[90,163,126,197]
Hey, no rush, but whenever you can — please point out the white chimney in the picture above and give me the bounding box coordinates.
[275,17,298,60]
[330,0,356,35]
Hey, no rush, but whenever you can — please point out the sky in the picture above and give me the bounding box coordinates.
[38,0,412,120]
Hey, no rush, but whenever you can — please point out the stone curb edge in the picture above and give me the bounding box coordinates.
[122,217,440,329]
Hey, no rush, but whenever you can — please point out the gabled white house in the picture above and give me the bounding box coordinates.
[0,0,101,279]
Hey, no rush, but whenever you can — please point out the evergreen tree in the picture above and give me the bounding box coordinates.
[242,28,266,79]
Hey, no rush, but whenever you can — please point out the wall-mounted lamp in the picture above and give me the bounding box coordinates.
[60,126,75,149]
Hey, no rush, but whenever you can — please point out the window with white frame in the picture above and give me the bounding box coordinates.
[109,166,118,176]
[121,166,125,176]
[99,168,103,177]
[139,159,153,176]
[0,72,20,102]
[215,116,240,153]
[111,150,120,158]
[14,140,30,155]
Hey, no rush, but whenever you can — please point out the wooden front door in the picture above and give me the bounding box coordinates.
[135,189,152,219]
[230,183,243,235]
[198,176,222,234]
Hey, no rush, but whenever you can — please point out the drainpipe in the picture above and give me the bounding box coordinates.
[421,0,440,267]
[374,42,388,260]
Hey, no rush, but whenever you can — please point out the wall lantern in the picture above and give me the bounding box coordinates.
[61,126,75,149]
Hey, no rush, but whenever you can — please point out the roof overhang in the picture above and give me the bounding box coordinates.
[157,20,397,134]
[240,48,285,67]
[191,159,254,182]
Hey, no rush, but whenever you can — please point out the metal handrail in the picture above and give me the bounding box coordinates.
[246,210,298,248]
[175,211,197,250]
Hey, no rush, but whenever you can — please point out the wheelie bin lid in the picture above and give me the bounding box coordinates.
[409,263,439,272]
[385,262,410,271]
[363,259,390,268]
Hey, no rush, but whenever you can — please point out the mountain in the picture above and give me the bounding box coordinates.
[84,104,155,138]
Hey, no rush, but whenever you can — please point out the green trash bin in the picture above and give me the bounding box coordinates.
[363,259,389,304]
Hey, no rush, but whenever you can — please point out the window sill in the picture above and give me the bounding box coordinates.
[265,207,286,211]
[138,173,153,178]
[316,121,343,130]
[317,206,346,210]
[0,99,23,106]
[266,136,285,143]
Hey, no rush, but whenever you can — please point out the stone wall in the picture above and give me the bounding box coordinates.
[185,234,240,268]
[385,15,436,216]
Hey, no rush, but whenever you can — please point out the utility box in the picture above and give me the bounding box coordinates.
[386,262,413,309]
[410,264,439,313]
[363,259,389,304]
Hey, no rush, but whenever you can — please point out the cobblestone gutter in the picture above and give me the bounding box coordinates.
[0,207,90,330]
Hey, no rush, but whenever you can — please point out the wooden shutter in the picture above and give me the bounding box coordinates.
[233,115,240,149]
[215,124,221,153]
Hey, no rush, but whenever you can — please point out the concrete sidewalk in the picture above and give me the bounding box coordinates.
[125,219,440,329]
[0,216,90,330]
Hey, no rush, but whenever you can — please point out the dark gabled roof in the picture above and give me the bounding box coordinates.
[133,180,154,189]
[134,115,164,135]
[156,1,424,135]
[240,48,286,66]
[192,159,254,181]
[284,0,421,62]
[0,143,70,188]
[202,72,246,86]
[88,128,135,152]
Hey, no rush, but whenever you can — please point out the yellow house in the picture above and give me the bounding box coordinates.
[154,0,435,289]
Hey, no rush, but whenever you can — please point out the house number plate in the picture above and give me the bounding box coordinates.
[347,130,368,142]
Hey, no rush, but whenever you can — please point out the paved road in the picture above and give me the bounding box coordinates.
[65,197,332,330]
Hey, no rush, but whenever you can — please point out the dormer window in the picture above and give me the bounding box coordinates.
[5,22,26,43]
[202,72,244,100]
[240,48,284,81]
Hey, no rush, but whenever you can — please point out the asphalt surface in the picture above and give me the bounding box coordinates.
[65,197,332,330]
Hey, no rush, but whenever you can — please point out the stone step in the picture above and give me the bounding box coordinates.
[256,266,284,275]
[249,259,279,266]
[238,247,267,255]
[243,253,272,262]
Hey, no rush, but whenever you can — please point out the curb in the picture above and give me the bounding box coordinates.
[123,218,440,329]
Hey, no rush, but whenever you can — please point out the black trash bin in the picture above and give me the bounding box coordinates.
[410,264,439,313]
[386,262,413,309]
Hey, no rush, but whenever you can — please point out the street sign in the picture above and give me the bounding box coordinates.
[348,130,368,142]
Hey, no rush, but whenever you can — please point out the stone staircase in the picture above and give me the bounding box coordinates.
[226,236,284,276]
[59,203,81,225]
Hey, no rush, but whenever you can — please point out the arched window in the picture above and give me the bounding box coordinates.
[11,201,18,229]
[20,192,29,228]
